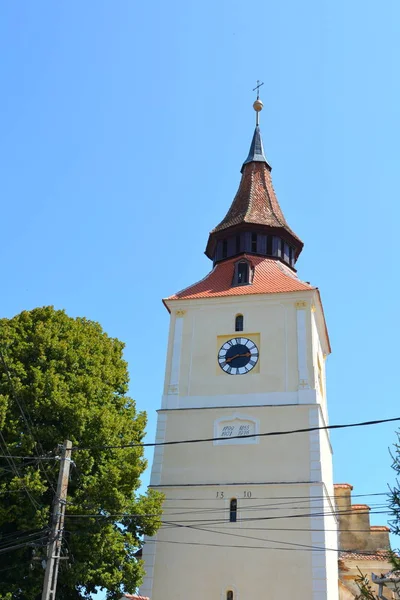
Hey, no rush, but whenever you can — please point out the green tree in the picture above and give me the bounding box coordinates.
[354,439,400,600]
[0,306,163,600]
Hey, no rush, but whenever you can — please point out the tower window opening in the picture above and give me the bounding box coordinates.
[235,314,244,332]
[236,235,241,254]
[229,499,237,522]
[251,233,257,252]
[237,262,249,285]
[222,239,228,258]
[227,592,233,600]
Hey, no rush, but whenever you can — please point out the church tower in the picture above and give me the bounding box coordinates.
[140,94,338,600]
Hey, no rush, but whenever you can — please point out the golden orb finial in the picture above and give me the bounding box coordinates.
[253,98,263,112]
[252,80,264,125]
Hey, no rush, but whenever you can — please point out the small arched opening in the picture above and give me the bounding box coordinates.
[235,314,244,332]
[229,498,237,523]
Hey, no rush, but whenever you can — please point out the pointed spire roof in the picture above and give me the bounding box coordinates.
[205,123,303,260]
[242,125,271,171]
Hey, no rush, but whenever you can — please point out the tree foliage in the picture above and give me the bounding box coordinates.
[354,435,400,600]
[0,306,163,599]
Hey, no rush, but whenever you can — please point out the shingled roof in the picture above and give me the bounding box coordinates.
[205,126,303,259]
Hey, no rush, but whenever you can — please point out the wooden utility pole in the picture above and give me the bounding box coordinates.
[41,440,72,600]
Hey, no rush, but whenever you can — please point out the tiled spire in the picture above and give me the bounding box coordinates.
[205,124,303,260]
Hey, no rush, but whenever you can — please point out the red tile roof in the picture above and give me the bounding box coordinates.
[376,570,400,581]
[166,256,314,301]
[370,526,390,532]
[351,504,371,510]
[334,483,354,490]
[340,551,392,562]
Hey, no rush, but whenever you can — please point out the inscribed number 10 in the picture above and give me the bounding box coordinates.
[216,491,252,498]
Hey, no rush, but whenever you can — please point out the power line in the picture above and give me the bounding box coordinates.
[62,506,390,521]
[161,492,389,501]
[166,509,390,524]
[72,416,400,450]
[160,524,391,533]
[162,519,336,553]
[0,455,58,461]
[0,344,58,495]
[0,529,49,550]
[0,431,42,512]
[0,534,48,555]
[143,538,392,555]
[153,500,389,516]
[0,528,48,544]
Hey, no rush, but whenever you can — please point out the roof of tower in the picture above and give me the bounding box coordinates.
[165,255,314,301]
[242,125,271,169]
[205,125,303,260]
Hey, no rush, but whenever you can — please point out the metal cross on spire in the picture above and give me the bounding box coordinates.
[253,80,264,99]
[252,80,264,125]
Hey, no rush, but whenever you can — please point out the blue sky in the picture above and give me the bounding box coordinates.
[1,0,400,593]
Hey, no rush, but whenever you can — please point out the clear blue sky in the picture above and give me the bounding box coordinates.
[1,0,400,592]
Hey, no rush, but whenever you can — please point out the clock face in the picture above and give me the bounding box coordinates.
[218,337,259,375]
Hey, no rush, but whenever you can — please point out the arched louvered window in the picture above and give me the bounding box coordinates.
[237,262,248,284]
[235,314,244,332]
[233,259,252,286]
[227,592,233,600]
[230,498,237,522]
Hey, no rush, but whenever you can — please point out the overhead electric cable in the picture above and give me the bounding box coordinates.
[63,506,390,521]
[0,344,57,494]
[143,538,391,554]
[0,534,48,555]
[0,455,58,461]
[162,519,337,553]
[72,416,400,450]
[0,431,42,512]
[161,492,389,501]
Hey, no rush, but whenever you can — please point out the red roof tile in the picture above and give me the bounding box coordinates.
[211,162,302,243]
[166,255,314,301]
[351,504,371,510]
[340,551,392,562]
[370,526,390,532]
[334,483,354,490]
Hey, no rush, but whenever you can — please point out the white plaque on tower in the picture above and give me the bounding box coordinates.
[213,415,259,445]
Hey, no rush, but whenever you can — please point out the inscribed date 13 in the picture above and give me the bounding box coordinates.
[216,491,252,498]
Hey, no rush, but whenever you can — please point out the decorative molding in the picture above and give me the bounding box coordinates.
[176,310,186,317]
[168,316,184,400]
[150,413,167,486]
[142,413,168,599]
[162,389,319,409]
[311,304,316,313]
[295,301,307,309]
[296,304,310,390]
[139,533,157,599]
